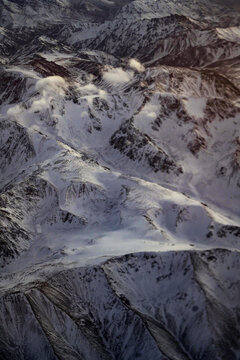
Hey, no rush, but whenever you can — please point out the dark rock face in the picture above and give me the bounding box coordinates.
[110,120,182,174]
[0,120,36,171]
[0,71,27,105]
[217,225,240,238]
[28,57,71,78]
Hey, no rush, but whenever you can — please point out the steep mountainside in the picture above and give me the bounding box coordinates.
[0,0,240,358]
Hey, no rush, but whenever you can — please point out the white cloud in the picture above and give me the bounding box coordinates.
[79,83,106,98]
[32,76,67,112]
[147,111,157,119]
[35,76,67,96]
[7,104,21,117]
[102,67,133,84]
[7,76,67,118]
[80,83,98,94]
[128,58,145,72]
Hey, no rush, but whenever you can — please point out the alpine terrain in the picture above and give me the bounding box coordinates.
[0,0,240,358]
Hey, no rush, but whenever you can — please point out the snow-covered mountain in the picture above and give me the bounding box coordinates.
[1,250,240,360]
[0,0,240,358]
